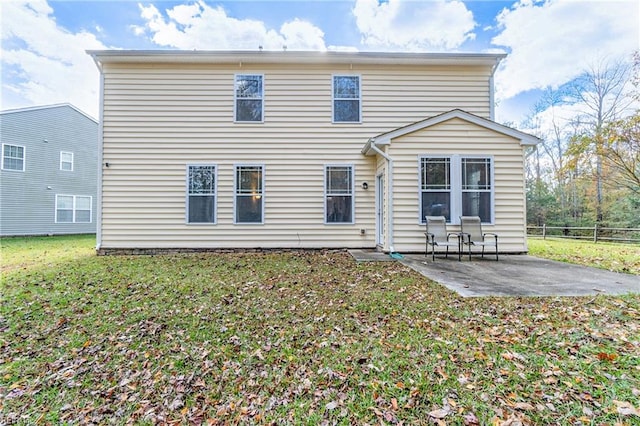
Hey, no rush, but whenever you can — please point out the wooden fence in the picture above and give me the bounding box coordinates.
[527,224,640,244]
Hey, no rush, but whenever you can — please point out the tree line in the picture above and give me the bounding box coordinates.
[522,51,639,229]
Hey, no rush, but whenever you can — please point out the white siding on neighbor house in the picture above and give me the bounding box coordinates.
[99,61,496,249]
[388,117,528,253]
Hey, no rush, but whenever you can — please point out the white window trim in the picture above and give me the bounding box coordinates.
[233,164,265,225]
[60,151,74,171]
[2,143,25,171]
[55,194,92,224]
[234,73,265,123]
[418,154,494,225]
[419,155,455,224]
[332,74,362,124]
[324,164,355,225]
[185,164,217,225]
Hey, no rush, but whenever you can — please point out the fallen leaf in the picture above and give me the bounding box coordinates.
[513,402,534,411]
[429,408,449,419]
[464,412,480,425]
[168,397,184,411]
[325,401,338,410]
[391,398,398,411]
[597,352,618,361]
[614,400,639,416]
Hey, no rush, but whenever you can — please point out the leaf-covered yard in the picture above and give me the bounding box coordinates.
[1,237,639,425]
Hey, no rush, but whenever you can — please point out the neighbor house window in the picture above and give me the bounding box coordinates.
[235,74,263,122]
[325,165,354,223]
[2,144,25,171]
[56,195,92,223]
[235,165,264,223]
[60,151,74,171]
[420,156,493,224]
[187,165,216,224]
[333,75,360,122]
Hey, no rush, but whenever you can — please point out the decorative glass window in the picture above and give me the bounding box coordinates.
[333,75,360,122]
[420,156,493,224]
[325,165,354,223]
[235,74,263,122]
[56,195,92,223]
[2,144,25,171]
[420,157,451,222]
[60,151,74,171]
[187,165,216,224]
[235,165,264,223]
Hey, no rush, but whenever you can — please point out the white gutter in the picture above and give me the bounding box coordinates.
[367,138,395,253]
[95,71,105,252]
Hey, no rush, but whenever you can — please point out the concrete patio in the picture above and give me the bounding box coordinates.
[348,250,640,297]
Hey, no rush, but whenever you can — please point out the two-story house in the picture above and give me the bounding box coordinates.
[88,50,538,254]
[0,104,99,236]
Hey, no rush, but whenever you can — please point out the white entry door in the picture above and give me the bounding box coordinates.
[376,173,384,246]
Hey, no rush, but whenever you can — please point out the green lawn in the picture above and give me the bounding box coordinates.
[527,237,640,275]
[1,236,639,425]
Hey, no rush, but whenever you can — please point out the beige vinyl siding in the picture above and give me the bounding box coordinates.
[388,117,527,253]
[99,62,494,249]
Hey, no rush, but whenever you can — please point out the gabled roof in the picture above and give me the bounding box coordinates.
[0,103,98,123]
[362,109,540,155]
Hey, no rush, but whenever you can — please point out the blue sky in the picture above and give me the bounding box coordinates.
[1,0,638,124]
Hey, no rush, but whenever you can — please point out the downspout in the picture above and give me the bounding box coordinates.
[90,53,104,252]
[96,72,104,252]
[368,138,395,253]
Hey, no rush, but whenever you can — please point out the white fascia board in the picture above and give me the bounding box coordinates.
[368,109,541,148]
[87,50,506,69]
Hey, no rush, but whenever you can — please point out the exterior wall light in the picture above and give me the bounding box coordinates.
[362,182,368,190]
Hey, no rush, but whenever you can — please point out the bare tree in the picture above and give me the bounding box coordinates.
[567,57,633,221]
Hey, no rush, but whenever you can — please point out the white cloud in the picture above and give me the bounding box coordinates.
[0,0,105,118]
[352,0,476,51]
[492,0,639,100]
[136,1,327,51]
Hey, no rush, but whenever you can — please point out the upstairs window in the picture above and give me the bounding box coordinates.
[187,165,216,224]
[2,144,25,171]
[333,75,360,122]
[235,165,264,223]
[60,151,74,171]
[235,74,263,122]
[325,165,354,223]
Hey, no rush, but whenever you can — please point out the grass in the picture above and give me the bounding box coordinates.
[1,236,639,425]
[527,237,640,275]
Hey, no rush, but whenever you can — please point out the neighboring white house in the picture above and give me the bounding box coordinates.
[88,50,539,254]
[0,104,99,236]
